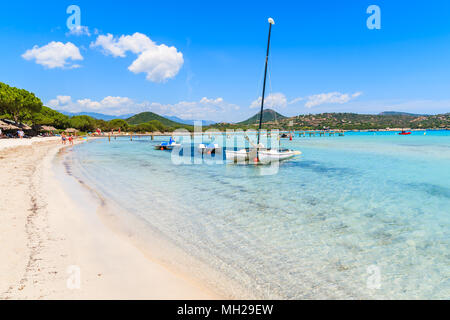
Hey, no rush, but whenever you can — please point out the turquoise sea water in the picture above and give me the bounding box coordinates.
[65,131,449,299]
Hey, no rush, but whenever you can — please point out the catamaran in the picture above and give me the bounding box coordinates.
[225,18,301,164]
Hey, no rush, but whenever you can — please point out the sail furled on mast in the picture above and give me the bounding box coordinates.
[257,17,275,147]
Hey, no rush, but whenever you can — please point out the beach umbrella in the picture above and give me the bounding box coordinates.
[1,119,32,130]
[40,125,57,132]
[65,128,79,133]
[0,120,20,130]
[18,123,32,130]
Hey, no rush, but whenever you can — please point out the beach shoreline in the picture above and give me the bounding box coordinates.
[0,138,219,299]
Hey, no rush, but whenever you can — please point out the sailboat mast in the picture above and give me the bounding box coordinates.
[257,18,275,147]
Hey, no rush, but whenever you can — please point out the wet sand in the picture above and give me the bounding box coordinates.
[0,138,217,299]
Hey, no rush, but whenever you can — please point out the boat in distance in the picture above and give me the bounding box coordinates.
[224,17,301,165]
[225,147,301,164]
[155,137,181,150]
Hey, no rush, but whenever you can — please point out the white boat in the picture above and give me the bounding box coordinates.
[155,137,181,150]
[225,17,300,165]
[226,147,301,164]
[259,148,301,162]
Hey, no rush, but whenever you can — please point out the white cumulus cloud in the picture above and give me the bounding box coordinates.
[66,25,91,37]
[22,41,83,69]
[288,97,304,105]
[47,95,239,121]
[48,95,72,106]
[158,97,239,120]
[90,32,183,82]
[305,91,362,108]
[249,92,288,110]
[48,95,137,115]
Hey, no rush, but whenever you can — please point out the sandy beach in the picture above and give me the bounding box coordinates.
[0,138,217,299]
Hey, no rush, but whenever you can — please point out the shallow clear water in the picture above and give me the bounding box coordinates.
[66,131,450,299]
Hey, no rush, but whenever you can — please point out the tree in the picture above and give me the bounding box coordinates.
[19,89,43,123]
[0,82,43,123]
[32,106,70,129]
[0,83,14,116]
[70,115,96,132]
[107,119,129,131]
[147,120,166,132]
[135,122,156,132]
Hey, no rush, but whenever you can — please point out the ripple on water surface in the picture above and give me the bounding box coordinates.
[67,133,450,299]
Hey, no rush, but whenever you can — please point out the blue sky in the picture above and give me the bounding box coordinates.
[1,0,450,122]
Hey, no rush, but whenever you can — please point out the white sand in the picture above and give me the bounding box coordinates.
[0,139,218,299]
[0,137,60,151]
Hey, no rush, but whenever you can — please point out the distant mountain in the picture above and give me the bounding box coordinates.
[238,109,287,125]
[379,111,428,117]
[60,111,134,121]
[60,110,215,127]
[126,112,185,127]
[166,116,216,126]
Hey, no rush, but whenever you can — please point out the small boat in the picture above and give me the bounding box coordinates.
[226,147,300,164]
[198,143,221,154]
[398,130,411,135]
[154,137,181,150]
[225,18,300,164]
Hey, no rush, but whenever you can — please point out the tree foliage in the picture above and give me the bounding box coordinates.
[69,115,97,132]
[0,82,43,123]
[2,82,447,134]
[106,119,129,131]
[32,106,70,128]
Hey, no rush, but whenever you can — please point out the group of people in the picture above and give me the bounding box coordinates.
[0,128,25,138]
[1,129,25,138]
[61,132,75,145]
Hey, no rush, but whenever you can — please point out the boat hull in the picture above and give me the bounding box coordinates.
[198,144,222,154]
[198,147,222,154]
[225,148,300,164]
[154,143,181,150]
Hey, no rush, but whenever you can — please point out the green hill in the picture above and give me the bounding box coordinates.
[126,112,183,126]
[379,111,427,116]
[281,112,450,130]
[238,109,286,125]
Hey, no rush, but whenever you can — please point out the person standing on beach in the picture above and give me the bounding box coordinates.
[61,133,66,145]
[69,134,74,145]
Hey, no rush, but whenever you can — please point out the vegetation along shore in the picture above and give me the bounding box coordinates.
[1,82,448,136]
